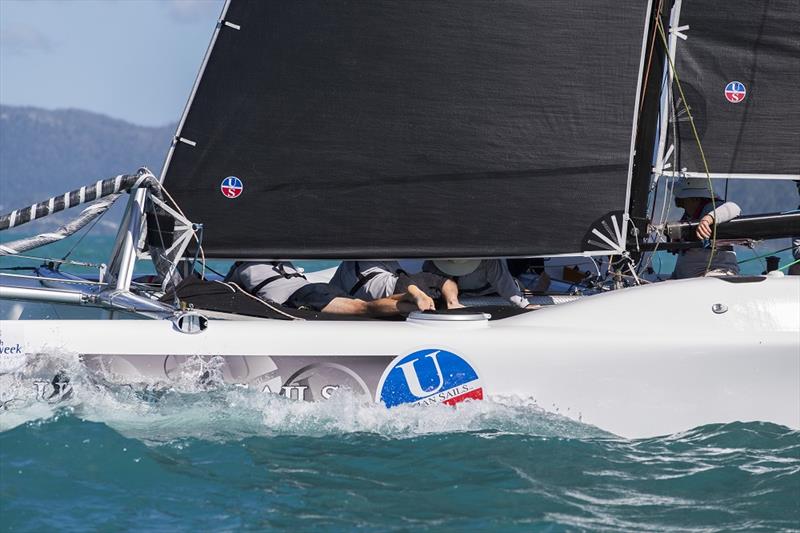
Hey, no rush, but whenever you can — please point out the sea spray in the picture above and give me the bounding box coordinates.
[1,350,607,441]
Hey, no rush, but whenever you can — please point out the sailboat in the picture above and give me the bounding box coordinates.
[1,0,798,438]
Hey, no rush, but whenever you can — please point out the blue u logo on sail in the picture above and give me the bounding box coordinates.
[379,349,483,408]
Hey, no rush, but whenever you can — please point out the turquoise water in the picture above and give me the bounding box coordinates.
[1,391,798,531]
[2,235,799,531]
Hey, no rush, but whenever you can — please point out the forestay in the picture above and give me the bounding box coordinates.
[163,0,652,259]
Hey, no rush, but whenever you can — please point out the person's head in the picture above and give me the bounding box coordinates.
[673,178,721,211]
[433,259,481,277]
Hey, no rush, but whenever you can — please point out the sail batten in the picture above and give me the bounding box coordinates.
[164,0,652,259]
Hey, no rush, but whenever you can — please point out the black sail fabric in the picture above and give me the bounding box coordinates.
[671,0,800,176]
[164,0,651,259]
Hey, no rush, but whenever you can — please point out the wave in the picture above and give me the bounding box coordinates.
[0,351,609,442]
[2,415,798,532]
[2,352,798,531]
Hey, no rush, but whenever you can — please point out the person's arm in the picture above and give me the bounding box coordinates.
[696,202,741,239]
[484,260,530,308]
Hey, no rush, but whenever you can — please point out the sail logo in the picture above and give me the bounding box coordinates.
[378,349,483,408]
[0,338,26,374]
[724,81,746,104]
[220,176,243,198]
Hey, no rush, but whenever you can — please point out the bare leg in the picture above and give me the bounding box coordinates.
[322,296,406,317]
[366,297,416,317]
[441,279,463,309]
[321,297,370,315]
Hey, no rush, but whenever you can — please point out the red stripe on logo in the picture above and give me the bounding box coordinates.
[443,388,483,406]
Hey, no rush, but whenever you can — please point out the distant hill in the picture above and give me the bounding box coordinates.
[0,104,796,241]
[0,105,174,237]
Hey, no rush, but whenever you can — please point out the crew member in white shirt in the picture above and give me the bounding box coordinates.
[670,178,741,279]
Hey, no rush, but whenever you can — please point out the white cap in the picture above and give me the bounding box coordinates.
[673,178,721,200]
[433,259,481,277]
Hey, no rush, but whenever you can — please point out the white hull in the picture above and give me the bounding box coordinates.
[1,276,798,438]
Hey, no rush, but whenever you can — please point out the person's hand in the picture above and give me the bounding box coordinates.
[696,214,714,239]
[525,304,542,310]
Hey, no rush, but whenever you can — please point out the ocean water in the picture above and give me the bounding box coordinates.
[1,235,799,531]
[1,355,799,532]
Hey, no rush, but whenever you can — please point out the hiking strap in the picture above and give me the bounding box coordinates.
[348,261,381,296]
[248,263,306,295]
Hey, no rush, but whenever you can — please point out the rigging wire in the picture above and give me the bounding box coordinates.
[0,252,101,268]
[203,263,227,279]
[778,258,800,271]
[638,0,666,115]
[60,200,113,264]
[0,272,106,286]
[737,245,793,265]
[656,18,718,275]
[587,256,602,279]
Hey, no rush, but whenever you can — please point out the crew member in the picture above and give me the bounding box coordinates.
[331,261,462,309]
[423,259,536,309]
[670,178,741,279]
[228,261,433,316]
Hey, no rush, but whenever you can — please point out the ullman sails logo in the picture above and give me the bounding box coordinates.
[724,81,746,104]
[378,349,483,408]
[220,176,243,198]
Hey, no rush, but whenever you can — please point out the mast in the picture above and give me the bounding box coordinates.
[105,0,232,292]
[651,0,684,181]
[628,0,669,243]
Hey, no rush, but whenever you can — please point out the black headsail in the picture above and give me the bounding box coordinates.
[163,0,653,259]
[661,0,800,179]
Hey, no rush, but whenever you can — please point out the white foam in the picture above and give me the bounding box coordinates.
[0,351,608,442]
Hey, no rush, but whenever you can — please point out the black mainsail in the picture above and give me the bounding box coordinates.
[163,0,652,259]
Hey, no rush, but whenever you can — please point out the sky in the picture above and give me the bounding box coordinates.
[0,0,224,126]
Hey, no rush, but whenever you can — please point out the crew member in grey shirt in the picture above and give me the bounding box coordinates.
[331,261,462,309]
[670,178,741,279]
[228,261,433,316]
[423,259,535,309]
